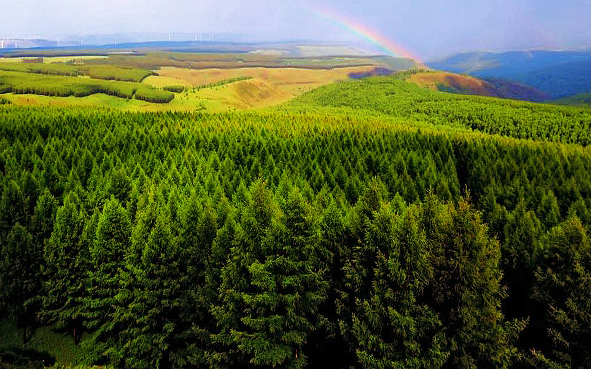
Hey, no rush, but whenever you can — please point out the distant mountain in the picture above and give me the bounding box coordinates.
[406,71,550,102]
[427,50,591,99]
[553,92,591,107]
[0,38,58,49]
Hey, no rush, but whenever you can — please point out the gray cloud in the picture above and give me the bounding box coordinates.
[1,0,590,59]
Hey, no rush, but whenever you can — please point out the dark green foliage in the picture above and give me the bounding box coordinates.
[83,198,131,362]
[0,224,41,342]
[553,92,591,107]
[194,76,253,91]
[347,200,447,368]
[163,85,185,93]
[0,96,590,367]
[117,206,183,368]
[134,85,175,103]
[237,188,329,368]
[529,217,591,368]
[424,196,523,368]
[41,192,88,344]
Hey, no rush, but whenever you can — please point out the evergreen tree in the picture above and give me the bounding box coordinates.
[173,197,218,367]
[230,188,329,368]
[351,203,447,368]
[425,196,522,368]
[0,223,41,343]
[529,216,591,368]
[41,192,88,344]
[119,207,183,368]
[212,179,277,367]
[84,198,131,363]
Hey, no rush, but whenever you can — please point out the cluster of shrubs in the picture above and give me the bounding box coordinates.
[0,62,154,82]
[163,85,185,93]
[194,76,253,91]
[0,70,173,103]
[134,86,175,103]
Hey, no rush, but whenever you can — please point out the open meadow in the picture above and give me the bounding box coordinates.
[0,53,391,112]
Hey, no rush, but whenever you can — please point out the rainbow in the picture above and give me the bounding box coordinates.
[301,2,420,62]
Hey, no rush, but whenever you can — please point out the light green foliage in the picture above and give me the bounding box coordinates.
[0,70,171,102]
[194,76,254,91]
[0,62,154,82]
[163,85,185,93]
[287,76,591,145]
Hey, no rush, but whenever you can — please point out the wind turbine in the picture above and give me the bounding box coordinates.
[0,40,4,49]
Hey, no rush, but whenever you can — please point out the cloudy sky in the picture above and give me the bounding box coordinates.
[2,0,591,60]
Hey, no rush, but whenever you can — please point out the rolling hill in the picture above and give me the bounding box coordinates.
[405,71,549,101]
[427,50,591,98]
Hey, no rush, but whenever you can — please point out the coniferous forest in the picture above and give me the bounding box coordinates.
[1,76,591,368]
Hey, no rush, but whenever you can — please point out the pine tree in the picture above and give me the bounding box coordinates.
[212,179,276,368]
[172,196,218,367]
[119,207,183,368]
[230,188,329,368]
[425,196,522,368]
[41,192,88,344]
[84,198,131,363]
[530,216,591,368]
[351,203,447,368]
[0,223,42,343]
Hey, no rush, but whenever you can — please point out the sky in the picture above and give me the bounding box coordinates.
[1,0,591,60]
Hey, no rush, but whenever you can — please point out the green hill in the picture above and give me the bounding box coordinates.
[287,75,591,145]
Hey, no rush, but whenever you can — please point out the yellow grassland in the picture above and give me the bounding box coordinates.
[1,65,375,112]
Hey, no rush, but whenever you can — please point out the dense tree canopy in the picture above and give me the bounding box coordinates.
[1,74,591,367]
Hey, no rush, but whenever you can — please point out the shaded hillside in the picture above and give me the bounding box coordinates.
[427,50,591,98]
[553,92,591,107]
[523,59,591,98]
[406,71,549,101]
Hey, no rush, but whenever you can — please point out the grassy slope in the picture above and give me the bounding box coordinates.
[0,320,91,367]
[1,65,377,112]
[153,66,374,94]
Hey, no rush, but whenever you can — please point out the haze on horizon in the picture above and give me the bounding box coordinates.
[1,0,590,60]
